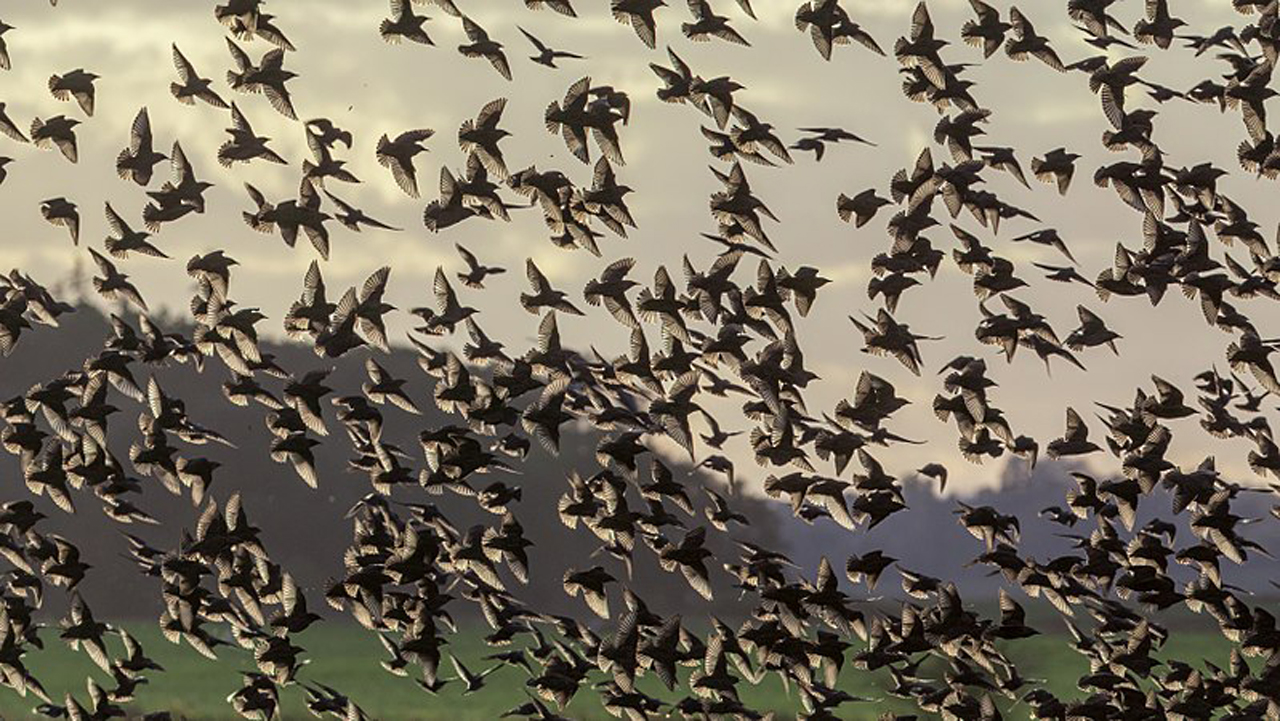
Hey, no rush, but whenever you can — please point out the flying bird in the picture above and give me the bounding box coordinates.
[48,68,98,116]
[377,128,434,197]
[380,0,434,45]
[458,16,512,81]
[171,44,228,108]
[30,115,79,162]
[518,26,583,68]
[116,107,168,186]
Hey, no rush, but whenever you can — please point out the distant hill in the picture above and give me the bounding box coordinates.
[0,304,788,620]
[782,457,1280,598]
[5,304,1278,624]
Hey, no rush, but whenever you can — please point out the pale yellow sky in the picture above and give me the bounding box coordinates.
[0,0,1267,493]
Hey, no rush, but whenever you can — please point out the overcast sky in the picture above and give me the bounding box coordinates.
[0,0,1267,493]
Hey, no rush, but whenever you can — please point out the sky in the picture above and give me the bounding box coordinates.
[0,0,1269,494]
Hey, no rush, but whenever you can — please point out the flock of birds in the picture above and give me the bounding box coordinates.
[4,0,1280,719]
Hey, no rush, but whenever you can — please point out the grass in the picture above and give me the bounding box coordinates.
[0,621,1242,720]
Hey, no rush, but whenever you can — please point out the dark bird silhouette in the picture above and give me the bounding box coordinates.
[0,102,28,143]
[612,0,666,49]
[170,44,228,108]
[89,249,147,311]
[522,260,585,316]
[455,245,505,289]
[682,0,749,46]
[377,128,434,197]
[459,16,512,81]
[381,0,434,45]
[1012,228,1076,264]
[1005,7,1066,71]
[850,309,940,376]
[323,190,400,232]
[796,0,881,60]
[226,38,298,119]
[837,189,892,227]
[459,98,512,180]
[1133,0,1184,49]
[116,107,167,186]
[30,115,79,163]
[218,103,286,167]
[1046,407,1101,458]
[1031,148,1081,194]
[48,68,98,116]
[0,20,12,71]
[793,126,873,161]
[40,197,79,245]
[519,26,583,68]
[104,202,167,259]
[961,0,1011,57]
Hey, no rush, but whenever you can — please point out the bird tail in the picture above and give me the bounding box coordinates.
[28,117,45,146]
[115,148,134,179]
[216,141,236,168]
[141,204,165,232]
[836,194,854,222]
[544,102,562,134]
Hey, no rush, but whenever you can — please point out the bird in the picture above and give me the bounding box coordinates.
[89,248,147,311]
[1064,305,1120,354]
[0,102,28,143]
[170,44,228,108]
[518,26,583,68]
[1005,7,1066,71]
[1134,0,1185,49]
[0,20,12,71]
[116,107,168,186]
[413,267,479,337]
[1011,228,1076,264]
[48,68,98,116]
[522,260,585,316]
[40,197,80,245]
[376,128,434,197]
[793,127,874,161]
[446,653,500,694]
[1031,148,1081,194]
[103,202,167,259]
[1032,262,1094,287]
[917,463,948,493]
[961,0,1011,57]
[1046,407,1101,458]
[612,0,666,49]
[563,566,615,618]
[225,38,298,119]
[306,119,354,152]
[458,16,512,81]
[837,189,892,227]
[458,98,512,179]
[455,245,505,289]
[218,103,286,167]
[30,115,79,162]
[682,0,749,46]
[380,0,434,45]
[323,191,401,232]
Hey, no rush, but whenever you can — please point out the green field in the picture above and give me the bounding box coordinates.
[0,621,1240,720]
